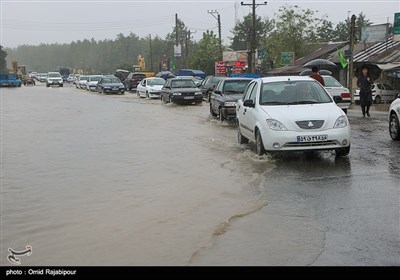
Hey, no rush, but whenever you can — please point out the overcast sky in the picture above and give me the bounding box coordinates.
[1,0,399,48]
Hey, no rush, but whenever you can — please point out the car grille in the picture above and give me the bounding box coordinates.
[283,140,338,148]
[296,120,324,129]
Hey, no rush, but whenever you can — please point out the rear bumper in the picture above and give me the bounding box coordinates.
[221,107,237,118]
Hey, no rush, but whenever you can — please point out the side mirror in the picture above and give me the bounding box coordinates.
[243,99,255,108]
[333,96,342,103]
[214,90,222,95]
[164,86,171,89]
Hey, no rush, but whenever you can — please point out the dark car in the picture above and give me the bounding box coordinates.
[160,78,203,104]
[96,75,125,94]
[124,73,146,91]
[199,75,227,102]
[210,78,253,121]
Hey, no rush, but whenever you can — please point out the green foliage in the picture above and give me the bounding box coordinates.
[0,46,8,72]
[331,12,371,42]
[187,31,221,75]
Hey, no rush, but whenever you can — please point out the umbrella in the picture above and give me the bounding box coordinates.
[355,63,382,81]
[299,69,332,76]
[304,59,337,68]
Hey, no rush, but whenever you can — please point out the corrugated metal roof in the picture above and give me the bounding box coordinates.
[353,37,400,63]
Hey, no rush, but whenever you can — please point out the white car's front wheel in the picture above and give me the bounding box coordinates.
[255,129,266,156]
[335,145,350,157]
[389,113,400,141]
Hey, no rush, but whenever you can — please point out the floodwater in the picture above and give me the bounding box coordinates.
[1,84,399,265]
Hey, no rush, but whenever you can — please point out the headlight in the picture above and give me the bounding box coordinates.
[224,102,236,107]
[195,91,202,95]
[266,119,287,131]
[334,115,348,128]
[173,92,181,96]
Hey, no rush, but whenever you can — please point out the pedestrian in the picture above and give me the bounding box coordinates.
[309,66,325,86]
[357,65,373,117]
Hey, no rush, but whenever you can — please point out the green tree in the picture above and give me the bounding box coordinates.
[229,14,274,51]
[332,12,371,42]
[0,46,8,72]
[187,31,220,75]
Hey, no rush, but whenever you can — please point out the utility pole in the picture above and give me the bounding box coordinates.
[208,10,222,60]
[185,30,190,68]
[349,14,356,104]
[241,1,267,74]
[149,34,153,72]
[175,13,180,72]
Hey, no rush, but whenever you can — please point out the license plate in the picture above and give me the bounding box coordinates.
[184,96,194,100]
[113,87,118,90]
[297,135,328,143]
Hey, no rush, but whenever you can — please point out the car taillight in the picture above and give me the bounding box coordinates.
[340,93,350,98]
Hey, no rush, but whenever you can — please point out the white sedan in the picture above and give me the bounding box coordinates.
[389,93,400,141]
[323,75,351,114]
[136,77,166,98]
[236,76,351,156]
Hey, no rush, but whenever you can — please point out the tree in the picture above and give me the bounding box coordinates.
[259,5,335,68]
[332,12,371,42]
[187,31,220,75]
[0,46,8,72]
[229,14,274,51]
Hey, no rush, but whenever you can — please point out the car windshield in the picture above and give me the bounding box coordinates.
[323,76,343,87]
[49,73,61,78]
[223,80,251,95]
[90,76,102,81]
[80,76,88,80]
[171,80,197,88]
[147,78,165,86]
[259,81,332,105]
[103,77,121,84]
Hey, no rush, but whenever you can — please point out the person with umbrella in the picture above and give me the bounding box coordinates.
[357,65,373,117]
[309,66,325,86]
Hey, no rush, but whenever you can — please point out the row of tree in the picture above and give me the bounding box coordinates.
[4,5,377,75]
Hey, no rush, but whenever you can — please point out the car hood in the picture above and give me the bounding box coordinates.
[102,83,124,87]
[148,85,163,91]
[260,103,344,131]
[171,88,199,93]
[222,94,242,102]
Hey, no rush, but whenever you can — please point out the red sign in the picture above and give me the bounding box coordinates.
[215,61,226,75]
[235,61,246,67]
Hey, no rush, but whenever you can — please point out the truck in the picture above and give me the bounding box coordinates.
[0,73,22,87]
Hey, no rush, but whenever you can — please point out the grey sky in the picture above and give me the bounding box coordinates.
[1,0,399,48]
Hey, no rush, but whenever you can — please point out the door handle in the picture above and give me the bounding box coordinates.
[243,108,247,115]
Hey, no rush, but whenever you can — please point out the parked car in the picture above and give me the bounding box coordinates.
[136,77,165,98]
[160,78,202,104]
[210,78,253,121]
[354,83,400,104]
[389,93,400,141]
[85,75,103,91]
[124,73,146,91]
[96,75,125,94]
[46,72,63,87]
[322,75,351,114]
[236,76,351,157]
[199,75,227,102]
[72,74,81,85]
[76,75,89,89]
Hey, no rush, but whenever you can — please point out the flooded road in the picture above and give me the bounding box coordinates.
[1,84,399,266]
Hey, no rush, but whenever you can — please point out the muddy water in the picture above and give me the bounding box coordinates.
[3,85,398,266]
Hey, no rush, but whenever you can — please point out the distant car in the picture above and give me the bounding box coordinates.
[199,75,227,102]
[124,73,146,91]
[160,78,202,104]
[46,72,63,87]
[39,73,48,82]
[73,75,81,85]
[354,83,400,104]
[96,75,125,94]
[136,77,165,98]
[322,75,351,114]
[210,78,253,121]
[236,76,351,157]
[85,75,103,91]
[67,74,76,83]
[77,76,89,89]
[389,93,400,141]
